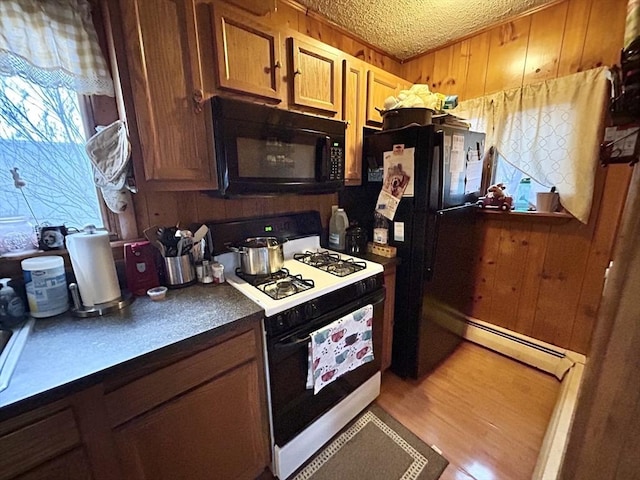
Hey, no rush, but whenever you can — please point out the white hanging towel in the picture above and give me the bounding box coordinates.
[85,120,133,213]
[307,304,374,394]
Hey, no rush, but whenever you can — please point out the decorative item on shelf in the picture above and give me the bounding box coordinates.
[38,225,72,251]
[476,183,514,211]
[609,33,639,124]
[600,124,640,166]
[0,216,38,257]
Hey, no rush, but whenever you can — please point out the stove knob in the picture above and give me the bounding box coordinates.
[304,301,318,319]
[287,308,302,328]
[275,314,286,330]
[355,280,366,297]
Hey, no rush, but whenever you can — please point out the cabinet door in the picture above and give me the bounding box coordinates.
[0,406,92,480]
[212,2,283,101]
[343,59,366,186]
[289,37,342,115]
[119,0,217,188]
[366,69,411,126]
[113,361,267,480]
[15,448,93,480]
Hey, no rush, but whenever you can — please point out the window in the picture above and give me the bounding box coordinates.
[492,152,552,211]
[0,75,104,228]
[453,67,609,223]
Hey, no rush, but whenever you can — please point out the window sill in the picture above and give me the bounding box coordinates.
[0,240,139,268]
[476,209,574,222]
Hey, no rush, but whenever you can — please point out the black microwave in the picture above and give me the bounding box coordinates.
[210,96,346,196]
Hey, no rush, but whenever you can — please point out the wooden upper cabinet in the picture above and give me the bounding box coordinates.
[211,2,283,102]
[288,36,342,116]
[343,59,366,186]
[117,0,217,190]
[366,68,411,126]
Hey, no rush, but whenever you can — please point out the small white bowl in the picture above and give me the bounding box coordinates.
[147,286,168,301]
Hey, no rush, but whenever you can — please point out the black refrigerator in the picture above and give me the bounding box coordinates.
[340,124,485,379]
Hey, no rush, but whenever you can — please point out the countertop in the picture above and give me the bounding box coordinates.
[0,284,263,418]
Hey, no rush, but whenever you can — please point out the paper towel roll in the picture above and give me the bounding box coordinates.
[66,228,120,306]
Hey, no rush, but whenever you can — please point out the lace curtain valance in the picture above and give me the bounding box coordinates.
[453,67,609,223]
[0,0,114,96]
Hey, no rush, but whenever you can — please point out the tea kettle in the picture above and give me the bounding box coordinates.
[345,225,367,255]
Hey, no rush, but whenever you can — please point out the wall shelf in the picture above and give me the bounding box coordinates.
[476,208,574,222]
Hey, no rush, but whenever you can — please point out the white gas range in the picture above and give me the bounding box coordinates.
[216,235,383,317]
[208,212,385,479]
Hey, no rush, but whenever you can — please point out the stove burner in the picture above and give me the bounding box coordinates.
[294,251,367,277]
[236,268,315,300]
[275,279,295,296]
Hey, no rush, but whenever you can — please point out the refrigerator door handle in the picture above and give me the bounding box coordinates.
[425,203,478,280]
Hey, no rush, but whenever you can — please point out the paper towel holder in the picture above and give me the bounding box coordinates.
[69,283,134,318]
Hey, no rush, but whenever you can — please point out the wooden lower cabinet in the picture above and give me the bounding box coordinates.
[0,403,92,480]
[15,448,93,480]
[104,325,269,480]
[112,361,266,480]
[0,322,270,480]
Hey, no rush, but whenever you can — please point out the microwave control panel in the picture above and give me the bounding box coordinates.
[329,146,344,180]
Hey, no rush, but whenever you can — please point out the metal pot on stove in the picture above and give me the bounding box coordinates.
[229,237,287,275]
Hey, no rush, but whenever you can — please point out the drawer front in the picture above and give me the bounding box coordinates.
[106,329,257,427]
[0,408,81,480]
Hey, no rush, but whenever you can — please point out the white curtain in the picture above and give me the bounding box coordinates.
[0,0,114,96]
[453,67,609,223]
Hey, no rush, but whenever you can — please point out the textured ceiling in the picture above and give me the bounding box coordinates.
[295,0,557,60]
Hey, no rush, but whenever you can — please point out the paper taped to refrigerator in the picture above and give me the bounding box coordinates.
[465,149,483,194]
[376,146,413,220]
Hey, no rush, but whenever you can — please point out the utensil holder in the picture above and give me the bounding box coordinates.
[163,255,196,287]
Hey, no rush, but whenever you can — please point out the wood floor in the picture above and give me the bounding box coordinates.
[376,341,561,480]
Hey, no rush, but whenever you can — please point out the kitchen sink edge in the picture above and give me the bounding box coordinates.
[0,317,35,393]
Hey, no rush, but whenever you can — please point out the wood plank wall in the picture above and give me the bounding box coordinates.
[132,0,402,236]
[401,0,632,354]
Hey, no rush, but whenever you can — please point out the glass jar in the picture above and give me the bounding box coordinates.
[0,216,38,256]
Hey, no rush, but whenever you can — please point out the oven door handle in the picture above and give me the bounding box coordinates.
[279,335,311,347]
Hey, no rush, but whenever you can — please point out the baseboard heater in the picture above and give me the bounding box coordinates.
[430,299,585,380]
[431,302,586,480]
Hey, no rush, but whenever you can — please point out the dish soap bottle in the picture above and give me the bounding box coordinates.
[515,177,531,211]
[329,207,349,251]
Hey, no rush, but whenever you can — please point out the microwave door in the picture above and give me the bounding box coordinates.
[223,127,342,195]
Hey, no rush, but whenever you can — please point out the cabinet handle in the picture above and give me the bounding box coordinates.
[274,61,282,69]
[193,89,204,113]
[192,89,213,114]
[294,68,302,76]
